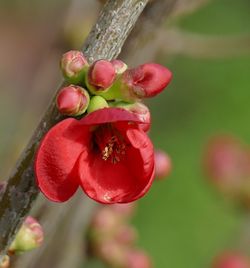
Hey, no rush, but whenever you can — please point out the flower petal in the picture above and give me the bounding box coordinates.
[34,118,91,202]
[77,127,154,204]
[80,107,150,126]
[130,63,172,98]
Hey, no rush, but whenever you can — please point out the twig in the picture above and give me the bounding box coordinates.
[170,0,212,19]
[120,0,178,64]
[0,0,149,256]
[159,28,250,58]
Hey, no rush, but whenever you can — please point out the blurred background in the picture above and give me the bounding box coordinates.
[0,0,250,267]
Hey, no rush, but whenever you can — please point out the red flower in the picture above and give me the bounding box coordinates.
[35,108,155,204]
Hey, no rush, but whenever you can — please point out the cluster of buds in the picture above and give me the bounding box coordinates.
[212,251,250,268]
[204,135,250,208]
[88,203,152,268]
[57,50,172,119]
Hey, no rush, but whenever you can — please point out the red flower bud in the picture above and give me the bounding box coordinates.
[212,252,250,268]
[154,150,172,180]
[125,249,152,268]
[9,216,44,254]
[0,256,10,268]
[204,136,250,205]
[56,85,90,116]
[205,136,250,183]
[111,59,128,74]
[87,60,116,93]
[60,50,88,84]
[93,62,172,102]
[122,63,172,100]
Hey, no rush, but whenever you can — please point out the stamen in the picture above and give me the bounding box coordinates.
[102,141,114,160]
[94,125,127,164]
[102,136,126,163]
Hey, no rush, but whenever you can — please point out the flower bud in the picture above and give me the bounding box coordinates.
[87,60,116,94]
[60,50,88,84]
[204,136,250,206]
[212,251,250,268]
[56,85,90,116]
[122,63,172,101]
[87,96,109,114]
[205,136,250,183]
[125,249,152,268]
[0,256,10,268]
[110,102,151,132]
[9,216,44,254]
[111,59,128,74]
[154,150,172,180]
[99,63,172,102]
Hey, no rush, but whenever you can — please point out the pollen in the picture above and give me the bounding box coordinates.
[102,143,114,160]
[102,136,126,163]
[94,125,127,164]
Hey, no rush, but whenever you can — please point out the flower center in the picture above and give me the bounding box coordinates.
[94,124,127,164]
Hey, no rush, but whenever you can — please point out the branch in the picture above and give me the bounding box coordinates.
[159,28,250,58]
[82,0,149,61]
[170,0,212,19]
[120,0,178,64]
[0,0,149,256]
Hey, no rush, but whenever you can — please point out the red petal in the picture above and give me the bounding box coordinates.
[128,63,172,98]
[34,118,91,202]
[122,128,155,202]
[89,60,116,89]
[139,63,172,97]
[79,107,149,126]
[77,127,154,204]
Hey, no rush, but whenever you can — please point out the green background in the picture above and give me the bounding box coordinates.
[134,0,250,267]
